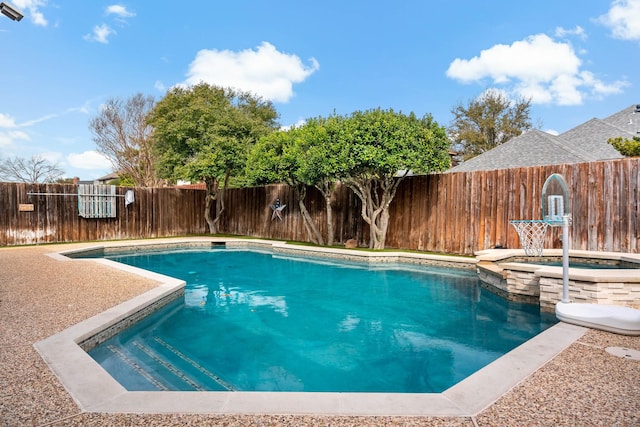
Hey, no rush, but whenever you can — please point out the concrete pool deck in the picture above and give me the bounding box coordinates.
[1,238,639,426]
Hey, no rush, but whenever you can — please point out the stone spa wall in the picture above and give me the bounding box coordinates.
[475,249,640,312]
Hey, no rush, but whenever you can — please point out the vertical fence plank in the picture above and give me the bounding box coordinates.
[630,160,639,252]
[603,160,616,251]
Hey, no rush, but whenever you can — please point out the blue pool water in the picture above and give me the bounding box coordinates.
[89,248,557,393]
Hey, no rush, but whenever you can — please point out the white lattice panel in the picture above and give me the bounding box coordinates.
[78,184,116,218]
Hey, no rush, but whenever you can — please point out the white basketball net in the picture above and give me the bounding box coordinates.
[510,220,549,256]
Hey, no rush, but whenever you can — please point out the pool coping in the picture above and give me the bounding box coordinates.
[476,249,640,282]
[34,238,587,417]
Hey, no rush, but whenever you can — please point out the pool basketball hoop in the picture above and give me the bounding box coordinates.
[510,174,572,257]
[510,220,549,256]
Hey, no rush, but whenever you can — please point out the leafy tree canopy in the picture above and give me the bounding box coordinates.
[608,135,640,157]
[449,89,533,160]
[246,123,330,245]
[247,108,451,248]
[148,83,279,233]
[246,127,299,186]
[339,108,451,179]
[149,83,279,184]
[296,115,345,186]
[338,108,451,249]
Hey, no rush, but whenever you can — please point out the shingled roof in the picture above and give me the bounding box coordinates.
[448,104,639,173]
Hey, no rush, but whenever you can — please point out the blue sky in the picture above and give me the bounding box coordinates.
[1,0,639,180]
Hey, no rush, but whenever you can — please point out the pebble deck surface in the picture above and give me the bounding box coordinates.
[1,242,638,426]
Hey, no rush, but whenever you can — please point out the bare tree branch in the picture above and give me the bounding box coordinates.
[89,93,162,187]
[0,155,64,183]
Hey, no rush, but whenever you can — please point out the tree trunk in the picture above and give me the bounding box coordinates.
[325,193,334,246]
[293,184,324,245]
[317,181,335,246]
[204,177,220,234]
[375,206,390,249]
[368,200,385,249]
[204,174,228,234]
[345,176,403,250]
[213,173,229,231]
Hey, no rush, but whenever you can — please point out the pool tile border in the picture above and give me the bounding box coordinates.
[34,238,587,416]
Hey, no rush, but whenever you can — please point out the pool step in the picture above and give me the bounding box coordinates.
[106,338,235,391]
[132,341,205,390]
[152,337,236,391]
[106,344,169,390]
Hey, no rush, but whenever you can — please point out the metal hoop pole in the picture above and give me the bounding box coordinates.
[561,215,570,303]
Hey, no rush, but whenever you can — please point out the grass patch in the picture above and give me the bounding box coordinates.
[282,240,474,258]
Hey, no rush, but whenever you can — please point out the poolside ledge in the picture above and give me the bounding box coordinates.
[475,249,640,311]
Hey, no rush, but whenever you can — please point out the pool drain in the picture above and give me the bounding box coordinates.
[605,347,640,361]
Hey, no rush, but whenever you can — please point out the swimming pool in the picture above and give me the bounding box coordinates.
[86,246,556,393]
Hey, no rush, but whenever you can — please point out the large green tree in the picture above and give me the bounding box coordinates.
[148,83,279,233]
[247,115,346,246]
[339,108,451,249]
[449,89,533,160]
[247,126,327,245]
[295,116,346,246]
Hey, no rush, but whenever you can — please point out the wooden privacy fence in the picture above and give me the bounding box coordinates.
[218,158,639,254]
[0,183,208,246]
[385,158,639,254]
[1,158,638,254]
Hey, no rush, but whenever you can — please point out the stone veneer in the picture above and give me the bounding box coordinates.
[475,249,640,312]
[537,272,640,311]
[77,290,184,351]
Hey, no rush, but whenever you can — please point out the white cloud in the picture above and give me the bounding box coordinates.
[0,103,95,148]
[0,130,29,147]
[67,151,112,170]
[12,0,47,26]
[554,25,587,40]
[447,35,580,84]
[445,33,628,105]
[20,113,58,126]
[181,42,320,103]
[280,119,307,131]
[0,113,28,147]
[0,113,18,128]
[30,9,46,25]
[39,150,64,164]
[1,102,91,131]
[596,0,640,41]
[84,24,115,44]
[106,5,135,18]
[83,5,133,44]
[154,80,166,92]
[580,70,629,96]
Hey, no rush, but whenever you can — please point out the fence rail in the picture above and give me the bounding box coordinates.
[1,158,638,254]
[0,184,208,246]
[218,158,639,254]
